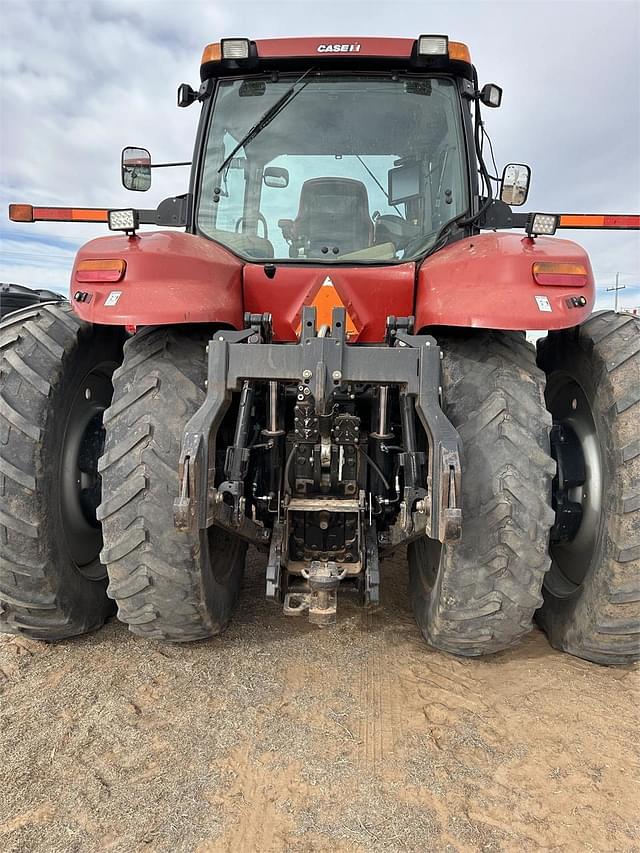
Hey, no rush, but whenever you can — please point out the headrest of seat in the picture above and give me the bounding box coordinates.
[296,178,371,222]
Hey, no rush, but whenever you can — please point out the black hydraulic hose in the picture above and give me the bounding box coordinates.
[283,442,298,495]
[400,394,417,454]
[358,446,391,492]
[459,65,494,227]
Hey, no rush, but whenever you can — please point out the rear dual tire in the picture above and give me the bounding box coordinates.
[409,331,556,656]
[98,327,247,641]
[0,312,245,643]
[409,317,639,666]
[536,311,640,665]
[0,303,123,640]
[0,283,65,320]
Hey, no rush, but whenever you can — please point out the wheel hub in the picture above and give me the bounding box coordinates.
[549,423,585,543]
[546,375,603,596]
[60,366,114,577]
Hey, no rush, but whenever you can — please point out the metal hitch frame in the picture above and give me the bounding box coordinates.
[174,307,462,548]
[283,560,347,626]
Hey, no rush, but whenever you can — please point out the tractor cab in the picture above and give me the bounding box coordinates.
[196,69,468,263]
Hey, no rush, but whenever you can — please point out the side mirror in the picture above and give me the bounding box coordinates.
[388,162,420,205]
[480,83,503,108]
[177,83,197,108]
[122,147,152,192]
[500,163,531,206]
[264,166,289,188]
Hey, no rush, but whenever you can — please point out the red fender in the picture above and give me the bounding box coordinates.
[416,233,595,331]
[70,231,244,327]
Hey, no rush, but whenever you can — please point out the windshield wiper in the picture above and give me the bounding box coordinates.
[218,68,314,174]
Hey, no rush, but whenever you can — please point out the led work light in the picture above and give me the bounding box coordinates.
[108,209,139,232]
[221,39,250,60]
[526,213,559,237]
[417,35,449,56]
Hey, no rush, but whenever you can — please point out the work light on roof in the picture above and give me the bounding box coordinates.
[221,38,250,60]
[417,35,449,56]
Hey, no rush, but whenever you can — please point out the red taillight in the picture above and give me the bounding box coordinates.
[76,259,126,283]
[532,262,588,287]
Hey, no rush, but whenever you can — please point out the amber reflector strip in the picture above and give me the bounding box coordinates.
[532,262,588,287]
[10,205,111,223]
[559,214,640,229]
[76,259,126,283]
[35,207,109,222]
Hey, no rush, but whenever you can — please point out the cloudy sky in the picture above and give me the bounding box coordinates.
[1,0,638,309]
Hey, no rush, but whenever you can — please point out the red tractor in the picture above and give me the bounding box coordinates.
[2,36,638,664]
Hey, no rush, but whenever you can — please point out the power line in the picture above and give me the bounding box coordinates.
[606,273,626,313]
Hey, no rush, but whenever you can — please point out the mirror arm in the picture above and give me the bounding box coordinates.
[479,199,530,230]
[149,161,192,169]
[137,193,192,228]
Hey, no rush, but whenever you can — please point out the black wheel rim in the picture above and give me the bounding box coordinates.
[59,363,114,579]
[545,372,604,597]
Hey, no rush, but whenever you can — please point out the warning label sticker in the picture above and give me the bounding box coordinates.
[535,295,552,312]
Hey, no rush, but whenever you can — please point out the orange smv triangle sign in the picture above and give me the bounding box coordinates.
[303,275,358,337]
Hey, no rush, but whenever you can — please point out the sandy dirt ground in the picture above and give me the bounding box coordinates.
[1,549,638,853]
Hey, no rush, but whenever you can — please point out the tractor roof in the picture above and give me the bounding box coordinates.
[200,36,473,81]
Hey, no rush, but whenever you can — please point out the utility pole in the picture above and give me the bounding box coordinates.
[607,273,626,313]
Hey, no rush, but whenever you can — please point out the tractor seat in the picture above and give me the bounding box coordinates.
[280,178,373,257]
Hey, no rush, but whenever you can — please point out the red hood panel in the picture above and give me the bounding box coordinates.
[243,263,416,342]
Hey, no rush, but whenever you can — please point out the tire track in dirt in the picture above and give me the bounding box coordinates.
[1,550,638,852]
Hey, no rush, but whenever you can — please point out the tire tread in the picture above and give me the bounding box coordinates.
[537,312,640,664]
[409,331,554,656]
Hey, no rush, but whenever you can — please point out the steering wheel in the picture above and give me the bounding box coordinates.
[374,214,420,250]
[235,213,268,241]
